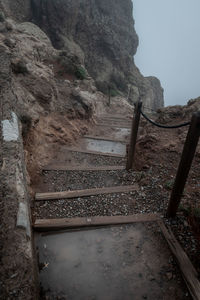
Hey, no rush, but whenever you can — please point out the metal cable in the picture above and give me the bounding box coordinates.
[140,108,191,129]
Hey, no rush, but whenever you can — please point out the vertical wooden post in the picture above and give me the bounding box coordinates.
[108,85,111,107]
[167,111,200,217]
[127,84,131,102]
[126,100,142,170]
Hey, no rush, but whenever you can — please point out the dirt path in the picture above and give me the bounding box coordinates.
[32,114,200,299]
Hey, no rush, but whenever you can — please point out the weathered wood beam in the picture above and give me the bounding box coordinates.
[96,123,131,129]
[43,165,125,171]
[84,135,127,143]
[126,101,142,170]
[33,213,160,231]
[167,112,200,217]
[158,220,200,300]
[35,184,139,201]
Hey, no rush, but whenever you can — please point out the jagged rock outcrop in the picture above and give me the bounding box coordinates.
[0,0,164,109]
[144,77,164,110]
[0,0,31,22]
[0,18,100,121]
[30,0,164,109]
[0,14,134,180]
[156,97,200,124]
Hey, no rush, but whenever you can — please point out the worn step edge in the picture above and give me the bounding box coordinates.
[35,184,138,201]
[97,116,132,121]
[33,213,160,231]
[98,115,132,121]
[96,123,131,129]
[97,120,132,125]
[42,165,126,171]
[158,220,200,300]
[83,135,127,143]
[63,147,126,158]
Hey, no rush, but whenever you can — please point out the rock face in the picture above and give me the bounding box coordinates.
[144,77,164,110]
[31,0,138,81]
[30,0,164,109]
[0,14,134,179]
[0,0,164,109]
[0,0,32,21]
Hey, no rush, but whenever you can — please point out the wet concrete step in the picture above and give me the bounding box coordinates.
[96,123,131,129]
[96,115,132,123]
[81,137,126,156]
[83,135,127,143]
[60,136,128,157]
[87,126,131,141]
[34,221,196,300]
[97,114,133,121]
[62,146,125,158]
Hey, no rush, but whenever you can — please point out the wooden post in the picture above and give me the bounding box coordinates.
[167,111,200,217]
[108,85,111,107]
[127,84,131,102]
[126,100,142,170]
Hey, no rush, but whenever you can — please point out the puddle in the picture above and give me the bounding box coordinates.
[85,138,126,155]
[36,223,187,300]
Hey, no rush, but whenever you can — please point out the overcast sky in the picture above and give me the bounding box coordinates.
[133,0,200,106]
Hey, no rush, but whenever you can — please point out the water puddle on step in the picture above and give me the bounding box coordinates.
[35,223,186,300]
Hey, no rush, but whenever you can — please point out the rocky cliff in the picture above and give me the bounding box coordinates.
[0,0,164,109]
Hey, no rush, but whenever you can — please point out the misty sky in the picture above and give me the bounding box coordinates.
[133,0,200,106]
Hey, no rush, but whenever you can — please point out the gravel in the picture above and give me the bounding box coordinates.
[38,169,137,192]
[33,128,200,281]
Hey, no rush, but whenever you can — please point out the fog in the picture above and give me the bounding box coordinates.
[133,0,200,106]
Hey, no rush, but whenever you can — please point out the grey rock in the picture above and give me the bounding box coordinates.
[0,22,6,32]
[2,0,164,110]
[16,202,31,237]
[0,10,5,22]
[30,0,164,109]
[4,37,16,48]
[5,19,15,31]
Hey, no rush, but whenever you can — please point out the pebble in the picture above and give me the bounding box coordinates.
[10,273,18,279]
